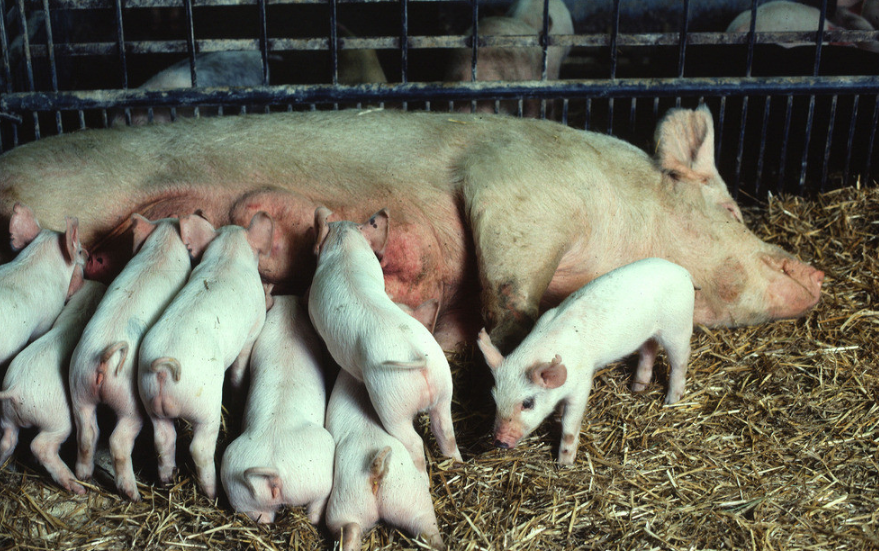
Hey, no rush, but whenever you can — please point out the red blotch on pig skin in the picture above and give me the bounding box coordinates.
[713,259,747,303]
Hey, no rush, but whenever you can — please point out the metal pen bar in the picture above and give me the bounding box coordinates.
[715,96,726,174]
[258,0,269,85]
[754,95,771,196]
[184,0,197,87]
[607,0,621,135]
[733,95,748,196]
[820,95,837,192]
[329,0,338,85]
[744,0,758,77]
[777,94,793,193]
[40,0,61,134]
[15,0,38,138]
[843,95,859,188]
[469,0,477,83]
[400,0,408,84]
[539,0,548,81]
[864,94,879,186]
[798,95,817,194]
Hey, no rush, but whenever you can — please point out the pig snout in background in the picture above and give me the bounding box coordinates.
[0,280,106,494]
[69,215,191,502]
[325,371,445,551]
[220,296,335,524]
[0,203,87,367]
[726,0,879,52]
[445,0,574,117]
[112,51,266,126]
[137,212,273,499]
[479,258,696,465]
[308,207,462,472]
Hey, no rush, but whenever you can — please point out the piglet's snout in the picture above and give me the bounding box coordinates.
[493,421,521,450]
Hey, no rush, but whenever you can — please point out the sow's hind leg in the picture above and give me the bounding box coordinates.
[459,140,576,353]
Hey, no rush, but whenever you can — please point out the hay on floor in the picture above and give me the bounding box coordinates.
[1,185,877,551]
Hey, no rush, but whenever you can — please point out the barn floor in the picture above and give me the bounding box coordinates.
[1,184,877,551]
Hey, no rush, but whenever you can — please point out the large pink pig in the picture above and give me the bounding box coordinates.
[220,295,334,524]
[69,215,191,502]
[138,212,272,499]
[0,203,86,365]
[325,370,445,551]
[0,107,824,354]
[308,208,462,472]
[0,280,105,494]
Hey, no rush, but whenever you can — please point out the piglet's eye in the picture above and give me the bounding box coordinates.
[522,398,535,410]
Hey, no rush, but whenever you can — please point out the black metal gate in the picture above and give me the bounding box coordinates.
[1,0,878,199]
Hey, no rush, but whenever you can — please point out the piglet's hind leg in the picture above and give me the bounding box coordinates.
[429,397,462,463]
[190,418,222,499]
[110,414,143,502]
[31,429,86,495]
[631,339,659,393]
[152,417,178,486]
[0,424,19,466]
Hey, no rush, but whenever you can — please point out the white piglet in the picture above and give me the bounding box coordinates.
[0,280,106,494]
[138,212,273,499]
[0,202,86,365]
[69,215,191,502]
[220,295,335,524]
[477,258,695,465]
[326,370,445,551]
[308,207,462,472]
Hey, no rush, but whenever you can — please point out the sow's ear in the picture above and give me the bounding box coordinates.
[179,212,217,259]
[359,208,389,259]
[477,328,505,370]
[313,206,332,256]
[130,214,158,255]
[654,104,716,182]
[528,355,567,389]
[9,202,42,251]
[246,211,274,258]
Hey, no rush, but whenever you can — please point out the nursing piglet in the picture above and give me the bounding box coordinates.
[477,258,695,465]
[0,202,86,365]
[308,208,462,472]
[220,296,334,524]
[138,212,273,499]
[69,216,191,502]
[0,280,105,494]
[326,371,445,551]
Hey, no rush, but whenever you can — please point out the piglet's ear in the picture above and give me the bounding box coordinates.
[313,207,332,256]
[179,212,217,259]
[654,105,716,182]
[263,283,275,311]
[246,211,274,258]
[130,214,157,255]
[529,355,567,389]
[63,217,80,265]
[9,202,42,251]
[477,328,505,371]
[359,208,389,260]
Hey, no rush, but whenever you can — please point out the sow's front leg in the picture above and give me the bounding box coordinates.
[460,140,575,353]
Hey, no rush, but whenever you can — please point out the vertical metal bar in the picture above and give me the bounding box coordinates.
[733,95,748,197]
[629,97,636,139]
[258,0,270,85]
[400,0,408,84]
[469,0,478,82]
[798,96,817,194]
[15,0,39,139]
[538,0,550,117]
[777,95,794,194]
[113,0,131,125]
[813,0,828,77]
[744,0,758,77]
[607,0,620,135]
[755,95,771,197]
[584,98,591,131]
[78,110,85,130]
[843,95,859,188]
[0,0,13,149]
[184,0,197,87]
[820,95,837,192]
[677,0,690,77]
[561,98,568,126]
[863,94,879,187]
[715,96,726,167]
[39,0,61,134]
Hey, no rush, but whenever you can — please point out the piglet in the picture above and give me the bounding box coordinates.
[308,207,462,472]
[69,215,191,502]
[326,370,445,551]
[0,280,106,494]
[220,295,334,524]
[477,258,695,465]
[0,202,86,366]
[138,212,273,499]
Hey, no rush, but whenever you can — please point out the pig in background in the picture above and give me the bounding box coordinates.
[0,203,87,367]
[325,370,445,551]
[0,106,824,355]
[69,215,191,502]
[220,295,335,524]
[308,208,462,472]
[478,258,695,465]
[0,280,106,495]
[138,212,273,499]
[445,0,573,117]
[726,0,879,53]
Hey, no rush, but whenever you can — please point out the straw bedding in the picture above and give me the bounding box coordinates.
[0,184,876,551]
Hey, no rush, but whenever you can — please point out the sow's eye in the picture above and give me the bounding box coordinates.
[522,397,535,410]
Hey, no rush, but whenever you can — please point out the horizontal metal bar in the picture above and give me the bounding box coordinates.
[3,76,878,112]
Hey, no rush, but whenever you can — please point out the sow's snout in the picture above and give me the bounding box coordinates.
[764,254,825,319]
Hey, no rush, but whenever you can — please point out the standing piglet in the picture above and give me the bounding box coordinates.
[0,202,86,365]
[220,295,335,524]
[69,215,191,502]
[326,370,445,551]
[477,258,695,465]
[138,212,273,499]
[308,208,462,472]
[0,280,105,494]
